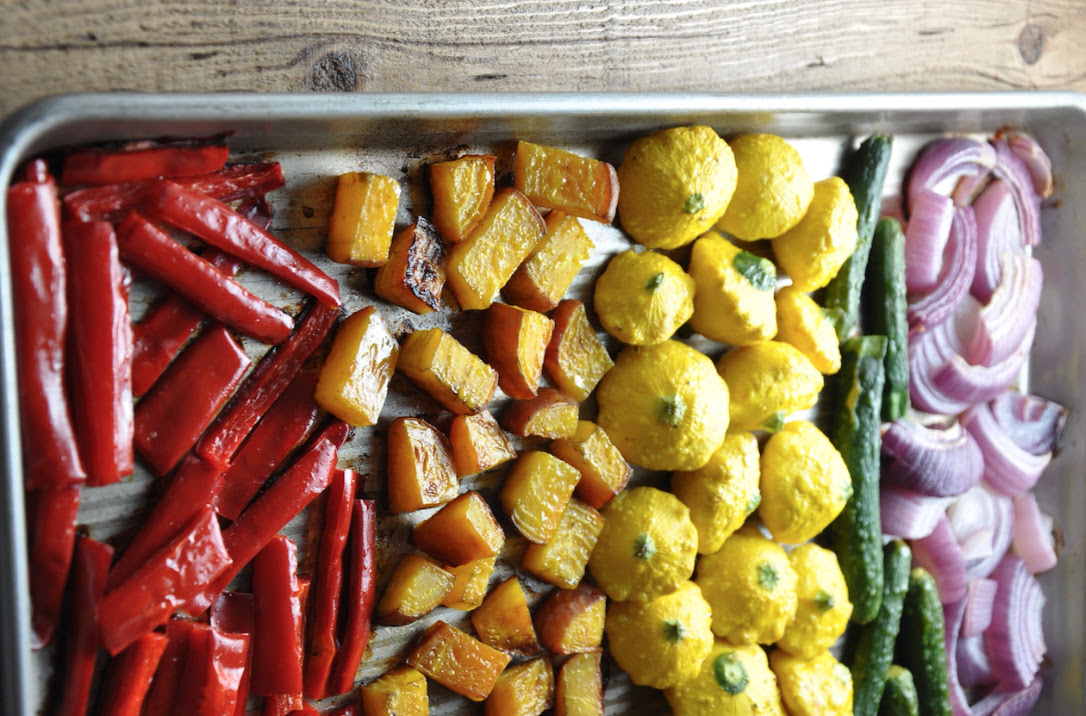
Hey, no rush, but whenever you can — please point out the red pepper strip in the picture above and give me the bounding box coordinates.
[107,455,224,591]
[117,212,294,345]
[303,469,358,699]
[61,137,229,186]
[98,508,232,655]
[146,180,341,307]
[237,194,275,231]
[210,592,255,716]
[171,624,250,716]
[214,371,320,520]
[198,301,339,468]
[141,619,200,716]
[250,536,304,696]
[95,630,168,716]
[63,220,134,487]
[7,161,86,489]
[26,485,81,649]
[131,248,244,397]
[133,323,251,476]
[54,536,113,716]
[62,162,286,222]
[327,498,377,696]
[263,694,305,716]
[186,420,349,615]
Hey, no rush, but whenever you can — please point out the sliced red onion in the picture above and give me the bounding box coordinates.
[1003,132,1053,199]
[907,205,977,332]
[931,322,1035,408]
[907,137,997,211]
[970,676,1043,716]
[992,140,1043,247]
[962,577,998,637]
[967,254,1043,367]
[971,179,1023,304]
[952,169,990,207]
[1012,493,1058,574]
[880,483,954,540]
[957,632,996,689]
[905,189,956,293]
[985,554,1045,691]
[882,418,984,497]
[942,598,973,716]
[948,484,1016,580]
[990,390,1068,456]
[962,401,1052,497]
[912,514,968,605]
[908,295,981,416]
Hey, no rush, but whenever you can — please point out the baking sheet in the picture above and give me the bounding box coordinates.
[1,92,1084,716]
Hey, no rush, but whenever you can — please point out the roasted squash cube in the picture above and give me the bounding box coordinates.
[544,300,613,402]
[375,553,454,626]
[485,656,555,716]
[501,388,579,440]
[374,217,448,314]
[535,583,607,653]
[503,211,594,313]
[501,451,580,544]
[471,577,540,655]
[315,306,399,427]
[430,154,496,243]
[522,499,604,589]
[446,188,546,310]
[483,303,554,400]
[555,651,604,716]
[412,491,505,566]
[407,621,511,702]
[449,410,517,477]
[513,141,619,224]
[360,665,429,716]
[549,421,632,509]
[326,171,401,267]
[398,328,498,415]
[386,417,458,513]
[442,556,497,611]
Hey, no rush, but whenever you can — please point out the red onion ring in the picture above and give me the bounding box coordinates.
[907,137,997,212]
[908,295,981,416]
[908,206,977,332]
[942,598,973,716]
[880,483,954,540]
[970,676,1043,716]
[989,391,1067,456]
[1003,132,1053,199]
[913,514,968,605]
[992,140,1043,247]
[962,402,1051,497]
[957,632,996,690]
[985,555,1045,691]
[971,179,1023,304]
[931,322,1034,408]
[1012,493,1058,574]
[947,484,1016,581]
[905,189,956,293]
[962,577,998,637]
[882,418,984,497]
[967,254,1043,367]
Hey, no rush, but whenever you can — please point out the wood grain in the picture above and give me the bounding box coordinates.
[1,0,1084,118]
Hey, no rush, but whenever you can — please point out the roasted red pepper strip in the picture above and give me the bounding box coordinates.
[327,498,377,696]
[263,694,305,716]
[133,323,251,476]
[62,162,285,222]
[198,301,339,468]
[106,455,224,591]
[60,137,229,186]
[146,180,341,307]
[63,221,134,487]
[7,161,86,489]
[237,194,275,230]
[186,421,349,614]
[26,485,80,649]
[250,536,304,696]
[54,536,113,716]
[214,371,321,520]
[141,620,200,716]
[304,469,358,699]
[131,248,243,396]
[117,212,294,344]
[172,623,250,716]
[98,508,232,655]
[96,630,168,716]
[211,592,255,716]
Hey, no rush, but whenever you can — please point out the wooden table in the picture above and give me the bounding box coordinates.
[2,0,1084,119]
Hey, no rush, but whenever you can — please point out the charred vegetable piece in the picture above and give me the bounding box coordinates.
[374,217,448,313]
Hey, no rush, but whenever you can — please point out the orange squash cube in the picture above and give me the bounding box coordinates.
[430,154,496,243]
[544,300,613,403]
[501,388,579,440]
[398,328,498,415]
[442,556,497,611]
[407,621,511,702]
[501,451,580,544]
[412,491,505,566]
[386,417,458,513]
[314,306,399,427]
[375,553,454,626]
[504,210,594,313]
[373,217,448,314]
[360,665,429,716]
[471,577,540,655]
[549,421,632,509]
[483,303,554,400]
[535,583,607,653]
[485,657,555,716]
[449,410,517,478]
[325,171,401,267]
[513,141,619,224]
[446,188,546,310]
[522,499,604,589]
[555,651,604,716]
